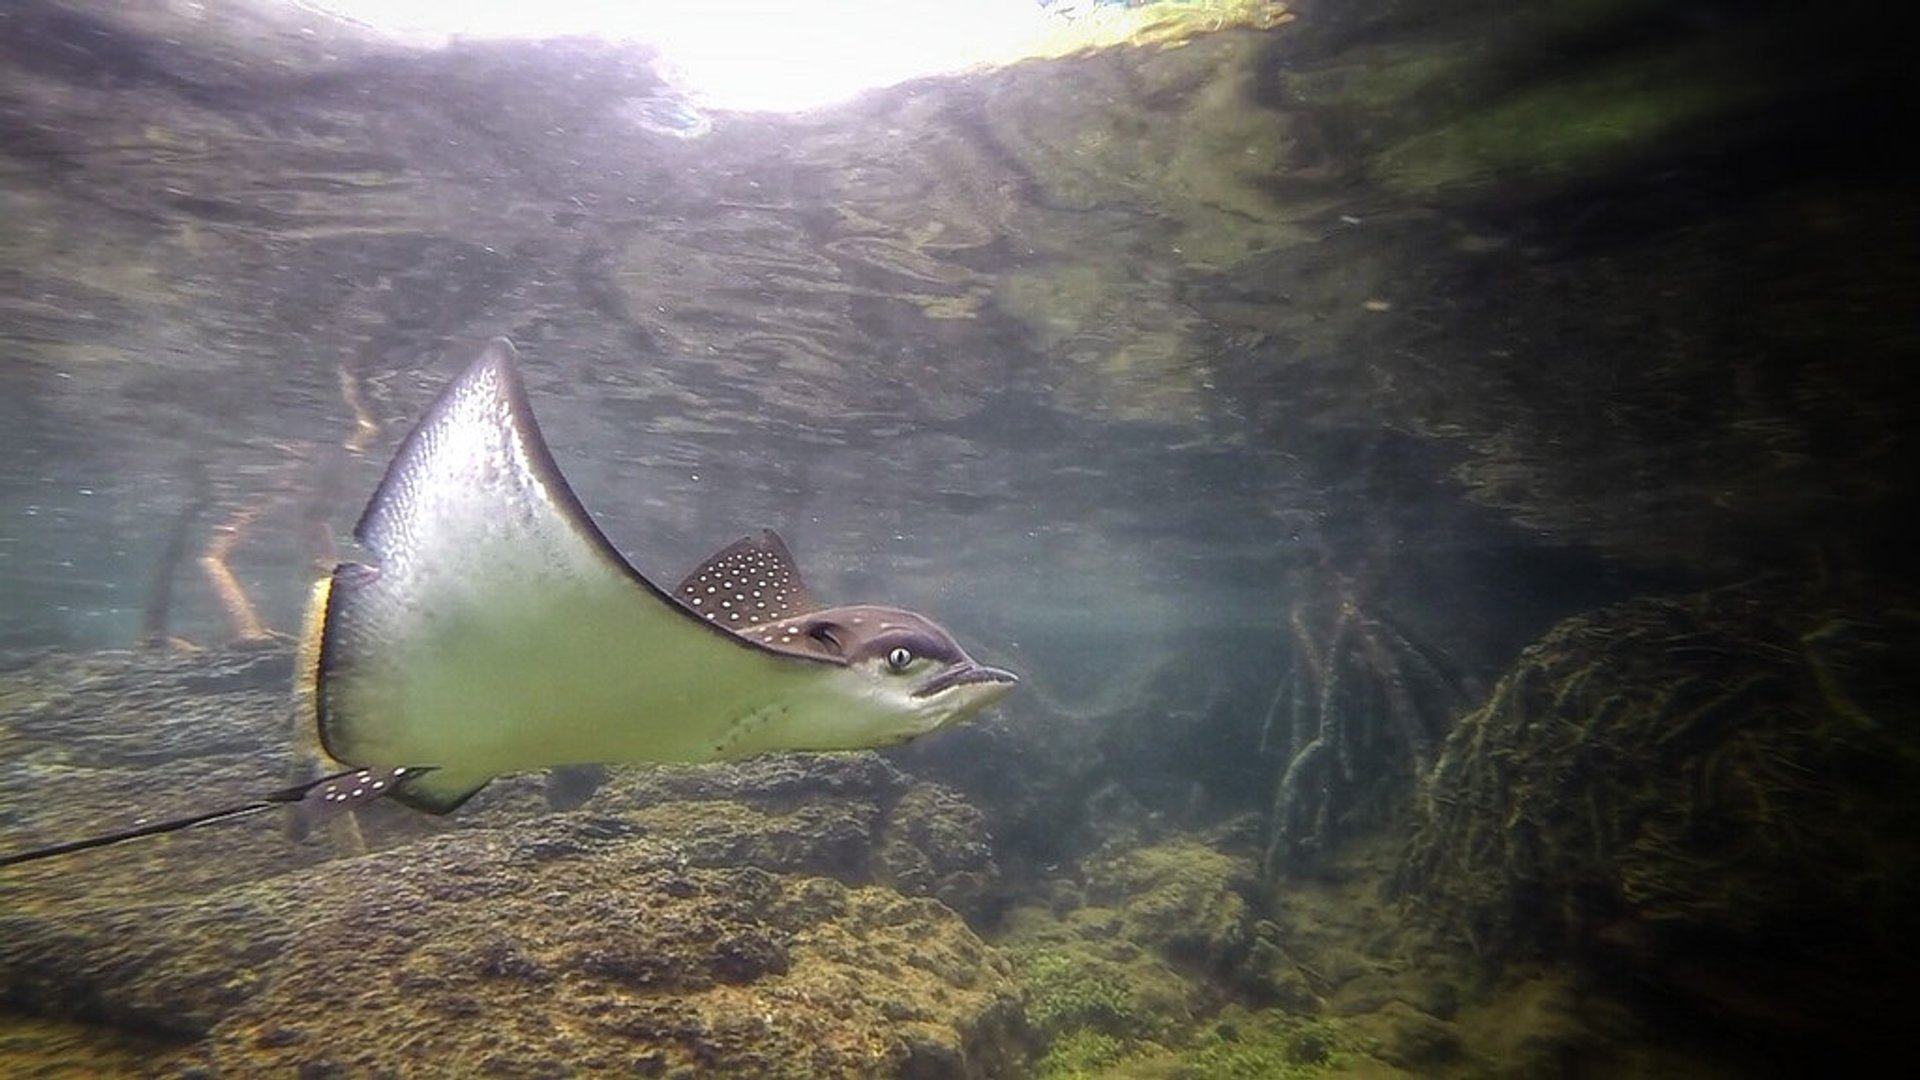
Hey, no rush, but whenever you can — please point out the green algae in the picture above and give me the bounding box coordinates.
[1171,1007,1348,1079]
[1367,52,1760,196]
[1277,0,1776,197]
[1015,945,1158,1042]
[1028,1001,1353,1080]
[1034,1028,1130,1079]
[1005,837,1364,1079]
[1083,838,1253,968]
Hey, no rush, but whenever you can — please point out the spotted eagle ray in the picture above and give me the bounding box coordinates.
[0,338,1015,868]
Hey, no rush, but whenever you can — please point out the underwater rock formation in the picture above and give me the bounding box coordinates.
[999,833,1481,1077]
[1396,584,1920,1060]
[581,755,1006,926]
[1,820,1022,1077]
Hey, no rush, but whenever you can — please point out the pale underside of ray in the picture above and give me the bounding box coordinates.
[316,340,840,811]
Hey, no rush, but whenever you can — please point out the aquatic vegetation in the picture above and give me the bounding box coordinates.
[1009,837,1266,1008]
[1012,944,1162,1042]
[0,1012,181,1078]
[1005,837,1400,1077]
[874,782,1004,921]
[1082,838,1253,969]
[1174,1008,1348,1079]
[1027,996,1352,1080]
[1397,585,1920,1048]
[1277,0,1775,197]
[1033,1028,1128,1079]
[1000,864,1215,1071]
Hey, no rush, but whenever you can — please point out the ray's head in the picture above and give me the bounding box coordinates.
[739,603,1017,746]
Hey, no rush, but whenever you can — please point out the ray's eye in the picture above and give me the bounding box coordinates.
[886,646,914,672]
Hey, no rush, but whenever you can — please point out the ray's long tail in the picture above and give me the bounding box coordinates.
[0,763,416,869]
[1,577,416,870]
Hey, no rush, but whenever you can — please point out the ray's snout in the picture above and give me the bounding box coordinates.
[914,659,1019,700]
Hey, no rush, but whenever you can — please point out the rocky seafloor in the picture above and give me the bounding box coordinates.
[11,623,1881,1079]
[0,643,1526,1080]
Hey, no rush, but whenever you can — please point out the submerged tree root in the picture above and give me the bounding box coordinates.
[1261,572,1466,880]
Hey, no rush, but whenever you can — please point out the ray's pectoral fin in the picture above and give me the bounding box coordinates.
[313,337,638,809]
[545,764,611,811]
[385,767,495,815]
[295,766,419,817]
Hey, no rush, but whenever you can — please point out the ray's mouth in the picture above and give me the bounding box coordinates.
[912,661,1019,699]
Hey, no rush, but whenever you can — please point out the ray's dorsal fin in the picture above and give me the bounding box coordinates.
[672,529,821,630]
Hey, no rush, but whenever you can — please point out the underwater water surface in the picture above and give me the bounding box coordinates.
[1,0,1913,1076]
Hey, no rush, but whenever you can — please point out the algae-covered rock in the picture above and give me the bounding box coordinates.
[875,783,1004,924]
[1000,835,1436,1078]
[1032,1027,1129,1079]
[1003,908,1191,1048]
[583,755,1006,926]
[1002,836,1307,1031]
[1166,1006,1354,1079]
[1029,1000,1362,1080]
[1398,583,1920,1058]
[1014,941,1162,1044]
[1082,837,1254,971]
[1447,970,1639,1080]
[1361,1000,1462,1070]
[0,1014,177,1078]
[0,815,1021,1078]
